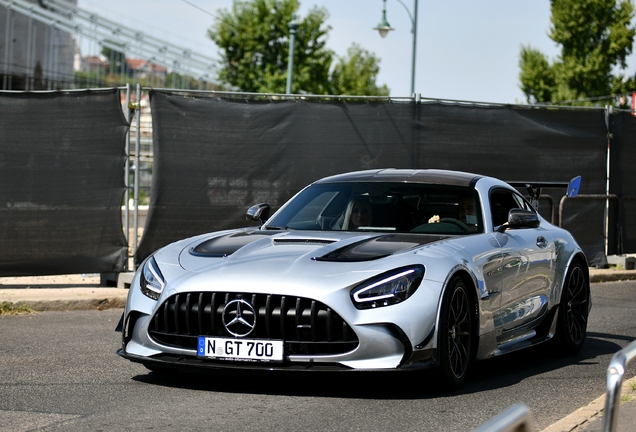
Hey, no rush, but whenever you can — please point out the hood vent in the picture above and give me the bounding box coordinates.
[190,230,277,257]
[315,234,449,262]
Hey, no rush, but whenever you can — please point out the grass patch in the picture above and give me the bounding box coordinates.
[620,394,634,404]
[0,301,33,315]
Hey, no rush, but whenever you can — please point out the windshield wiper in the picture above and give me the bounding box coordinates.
[263,225,288,230]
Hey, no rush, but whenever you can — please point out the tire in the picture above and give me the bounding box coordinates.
[437,276,474,389]
[555,259,590,355]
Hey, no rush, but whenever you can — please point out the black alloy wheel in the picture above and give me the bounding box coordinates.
[438,276,473,389]
[556,260,590,354]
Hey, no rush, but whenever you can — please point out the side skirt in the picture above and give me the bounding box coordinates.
[476,306,559,359]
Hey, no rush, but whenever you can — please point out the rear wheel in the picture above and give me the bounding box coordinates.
[555,259,590,355]
[437,276,473,389]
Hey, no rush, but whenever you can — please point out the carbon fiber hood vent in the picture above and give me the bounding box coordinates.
[315,234,450,262]
[190,231,277,257]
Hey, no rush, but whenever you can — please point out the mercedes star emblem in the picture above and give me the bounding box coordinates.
[222,299,256,337]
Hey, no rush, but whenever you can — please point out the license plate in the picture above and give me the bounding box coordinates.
[197,337,284,362]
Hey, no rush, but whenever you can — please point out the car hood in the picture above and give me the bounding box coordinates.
[145,229,461,304]
[169,229,447,277]
[176,229,450,276]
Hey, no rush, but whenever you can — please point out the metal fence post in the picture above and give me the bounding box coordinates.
[603,339,636,432]
[123,83,131,270]
[133,83,141,258]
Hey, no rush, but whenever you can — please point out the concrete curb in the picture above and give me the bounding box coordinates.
[589,269,636,283]
[8,297,127,312]
[541,390,607,432]
[0,286,128,312]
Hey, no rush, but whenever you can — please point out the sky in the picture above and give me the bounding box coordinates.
[75,0,631,104]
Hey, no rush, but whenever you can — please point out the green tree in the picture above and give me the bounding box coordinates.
[330,43,389,96]
[209,0,332,94]
[208,0,389,95]
[519,0,636,106]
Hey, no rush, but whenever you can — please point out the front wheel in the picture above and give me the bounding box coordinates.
[437,277,474,389]
[555,260,590,355]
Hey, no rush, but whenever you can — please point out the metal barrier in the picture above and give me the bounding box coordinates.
[603,339,636,432]
[471,404,533,432]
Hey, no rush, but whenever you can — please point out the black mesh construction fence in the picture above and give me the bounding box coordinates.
[609,110,636,255]
[416,103,609,266]
[0,89,128,276]
[137,91,609,265]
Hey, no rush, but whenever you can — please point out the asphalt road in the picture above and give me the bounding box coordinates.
[1,281,635,432]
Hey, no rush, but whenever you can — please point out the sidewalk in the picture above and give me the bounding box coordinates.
[1,268,636,432]
[0,273,128,311]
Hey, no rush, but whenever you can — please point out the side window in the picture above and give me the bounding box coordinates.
[512,193,533,212]
[490,189,531,227]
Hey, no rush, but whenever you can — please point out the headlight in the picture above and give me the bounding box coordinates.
[350,265,424,310]
[139,256,166,300]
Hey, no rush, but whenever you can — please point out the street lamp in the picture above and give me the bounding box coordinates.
[373,0,394,38]
[374,0,419,95]
[286,14,299,95]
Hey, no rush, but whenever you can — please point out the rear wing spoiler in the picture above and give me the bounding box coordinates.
[507,176,581,210]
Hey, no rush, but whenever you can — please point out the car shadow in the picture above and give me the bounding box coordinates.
[130,332,627,400]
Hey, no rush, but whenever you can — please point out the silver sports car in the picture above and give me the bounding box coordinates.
[117,169,590,388]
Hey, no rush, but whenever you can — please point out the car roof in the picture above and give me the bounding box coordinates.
[314,169,483,187]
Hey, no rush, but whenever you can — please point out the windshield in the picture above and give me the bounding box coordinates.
[266,182,483,234]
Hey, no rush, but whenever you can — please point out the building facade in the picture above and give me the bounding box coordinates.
[1,0,77,90]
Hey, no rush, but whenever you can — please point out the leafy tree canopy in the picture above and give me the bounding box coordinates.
[330,43,389,96]
[519,0,636,106]
[208,0,389,95]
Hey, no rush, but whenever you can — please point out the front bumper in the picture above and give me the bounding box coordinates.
[119,309,437,372]
[117,348,437,373]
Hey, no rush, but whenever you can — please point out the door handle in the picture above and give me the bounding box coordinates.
[536,236,548,248]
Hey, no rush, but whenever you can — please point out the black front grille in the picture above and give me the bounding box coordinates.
[148,292,359,356]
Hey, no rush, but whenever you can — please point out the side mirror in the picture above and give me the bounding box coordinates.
[507,208,540,229]
[246,203,270,225]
